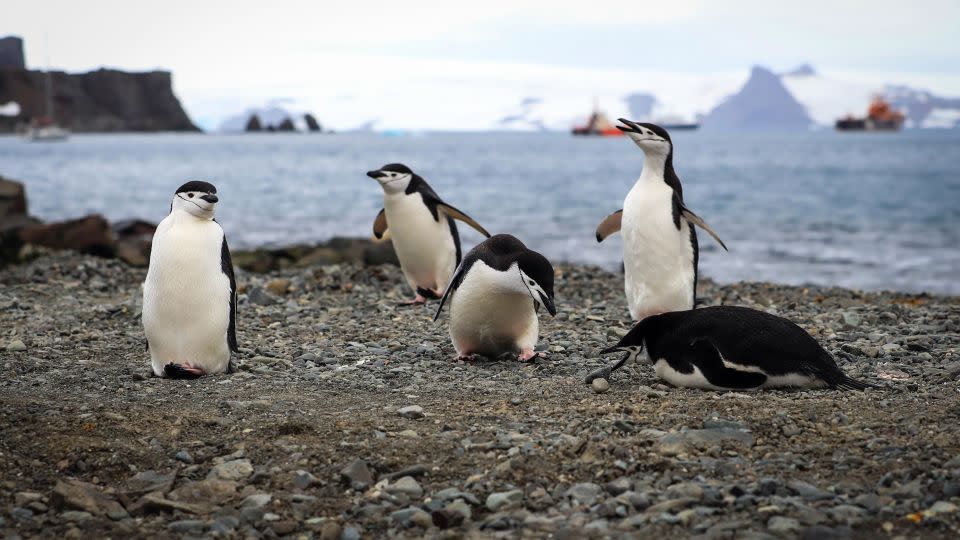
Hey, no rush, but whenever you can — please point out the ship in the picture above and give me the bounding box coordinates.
[835,96,904,131]
[572,101,623,136]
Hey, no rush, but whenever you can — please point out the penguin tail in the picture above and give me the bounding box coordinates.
[416,287,441,300]
[835,375,876,391]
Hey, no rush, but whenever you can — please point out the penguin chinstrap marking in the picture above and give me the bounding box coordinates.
[587,306,874,391]
[367,163,491,305]
[595,119,727,321]
[143,181,238,379]
[434,234,557,362]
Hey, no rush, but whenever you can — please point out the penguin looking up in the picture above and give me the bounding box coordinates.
[596,119,727,321]
[586,306,873,391]
[142,181,238,379]
[434,234,557,362]
[367,163,490,304]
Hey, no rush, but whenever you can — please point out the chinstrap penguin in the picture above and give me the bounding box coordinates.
[434,234,557,362]
[367,163,490,304]
[596,119,727,321]
[143,181,238,379]
[587,305,873,391]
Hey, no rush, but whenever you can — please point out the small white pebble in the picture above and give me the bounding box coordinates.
[591,378,610,393]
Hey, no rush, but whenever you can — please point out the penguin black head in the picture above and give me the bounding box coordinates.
[484,234,558,317]
[616,119,672,156]
[600,317,654,364]
[367,163,415,194]
[172,180,219,219]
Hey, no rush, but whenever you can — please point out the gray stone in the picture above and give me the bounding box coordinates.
[566,482,603,505]
[486,489,524,512]
[389,506,432,528]
[591,378,610,393]
[293,470,317,489]
[386,476,423,497]
[247,287,277,306]
[604,477,632,496]
[341,525,361,540]
[397,405,424,419]
[767,516,801,534]
[175,450,194,463]
[208,459,253,481]
[340,459,374,490]
[6,338,26,351]
[787,480,832,501]
[52,479,126,517]
[241,493,272,509]
[168,519,205,534]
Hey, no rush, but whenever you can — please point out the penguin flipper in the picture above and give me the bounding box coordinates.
[595,210,623,242]
[372,208,389,241]
[434,260,468,321]
[437,203,490,237]
[219,233,239,354]
[680,205,727,251]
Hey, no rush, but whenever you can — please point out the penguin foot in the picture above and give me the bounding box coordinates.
[518,349,545,362]
[399,294,428,306]
[457,353,484,362]
[164,362,205,379]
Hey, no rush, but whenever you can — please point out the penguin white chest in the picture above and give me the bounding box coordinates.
[448,262,539,356]
[621,177,696,320]
[384,192,457,292]
[142,214,231,376]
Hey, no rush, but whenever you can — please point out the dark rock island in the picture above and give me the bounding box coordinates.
[0,36,198,133]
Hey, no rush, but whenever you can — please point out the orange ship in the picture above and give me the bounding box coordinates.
[836,96,905,131]
[572,101,624,136]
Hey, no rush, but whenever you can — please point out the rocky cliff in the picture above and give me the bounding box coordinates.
[0,67,199,132]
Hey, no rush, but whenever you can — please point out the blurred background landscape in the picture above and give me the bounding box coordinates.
[1,1,958,293]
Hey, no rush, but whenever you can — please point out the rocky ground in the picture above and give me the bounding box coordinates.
[1,251,958,539]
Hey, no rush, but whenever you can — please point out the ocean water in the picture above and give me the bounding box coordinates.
[1,131,958,294]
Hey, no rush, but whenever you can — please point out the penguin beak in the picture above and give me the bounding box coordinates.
[200,194,218,203]
[366,170,385,179]
[616,118,641,133]
[539,293,557,317]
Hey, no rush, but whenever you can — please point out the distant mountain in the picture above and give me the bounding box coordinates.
[623,93,657,119]
[884,85,960,128]
[497,97,549,131]
[220,106,300,132]
[701,66,813,130]
[782,64,817,78]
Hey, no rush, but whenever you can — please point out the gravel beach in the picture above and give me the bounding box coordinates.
[1,251,958,539]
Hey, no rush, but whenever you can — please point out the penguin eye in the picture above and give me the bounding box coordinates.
[188,193,195,198]
[528,280,535,286]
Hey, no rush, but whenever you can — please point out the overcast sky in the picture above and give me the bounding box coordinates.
[5,1,959,129]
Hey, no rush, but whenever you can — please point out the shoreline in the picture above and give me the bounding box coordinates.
[1,251,958,538]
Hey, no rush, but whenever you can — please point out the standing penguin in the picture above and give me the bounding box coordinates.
[434,234,557,362]
[367,163,490,304]
[143,181,238,379]
[587,306,873,391]
[596,119,727,320]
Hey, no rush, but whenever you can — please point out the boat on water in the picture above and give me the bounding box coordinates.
[835,96,904,132]
[21,70,69,142]
[572,101,623,136]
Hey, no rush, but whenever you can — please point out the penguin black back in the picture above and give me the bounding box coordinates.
[606,306,872,390]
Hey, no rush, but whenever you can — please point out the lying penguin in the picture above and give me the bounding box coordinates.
[434,234,556,362]
[587,306,872,391]
[143,181,238,378]
[367,163,490,304]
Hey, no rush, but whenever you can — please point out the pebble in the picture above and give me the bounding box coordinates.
[340,459,374,490]
[486,489,524,512]
[292,470,317,489]
[591,378,610,393]
[208,459,253,481]
[386,476,423,497]
[6,338,26,351]
[397,405,424,419]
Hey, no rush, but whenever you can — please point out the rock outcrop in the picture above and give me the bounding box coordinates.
[700,66,813,130]
[0,36,25,70]
[245,114,262,132]
[304,113,321,132]
[0,36,198,133]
